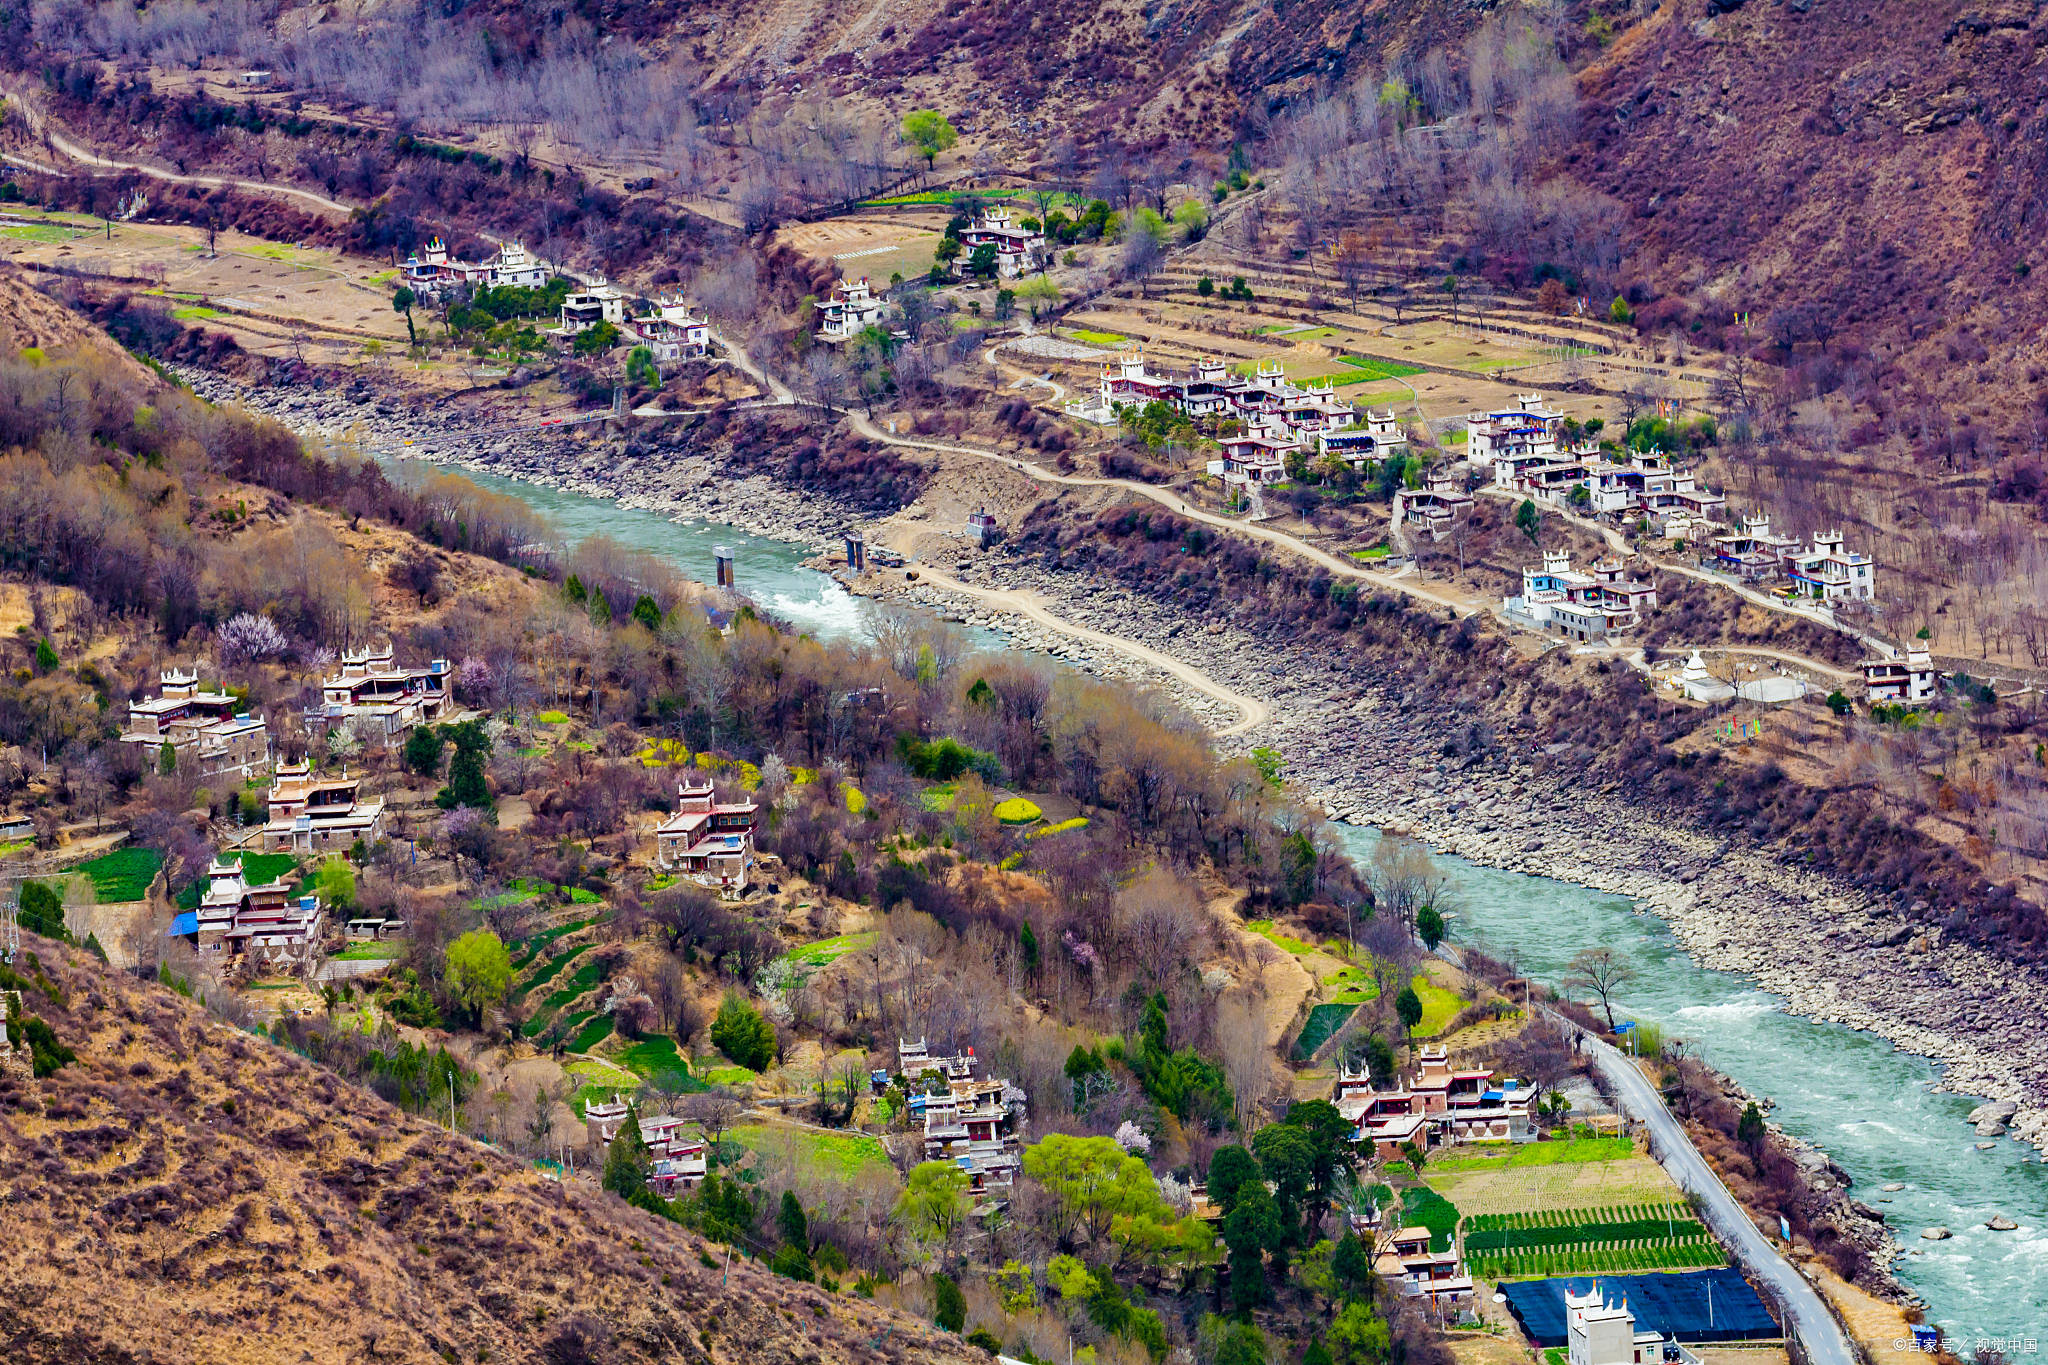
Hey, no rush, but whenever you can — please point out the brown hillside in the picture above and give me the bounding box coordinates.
[0,938,974,1365]
[1570,0,2048,428]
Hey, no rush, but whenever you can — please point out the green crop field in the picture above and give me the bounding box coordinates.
[1,224,82,242]
[1293,1002,1358,1059]
[1337,355,1424,381]
[731,1124,891,1178]
[332,942,404,961]
[1066,329,1126,346]
[776,931,878,977]
[1402,1187,1461,1252]
[568,1013,614,1052]
[512,944,588,1004]
[1243,918,1313,954]
[511,914,600,968]
[1464,1200,1726,1279]
[612,1036,698,1084]
[1410,974,1464,1036]
[1430,1137,1634,1172]
[238,851,299,886]
[73,846,164,903]
[539,960,606,1012]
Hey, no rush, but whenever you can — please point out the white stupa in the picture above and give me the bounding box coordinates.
[1679,649,1736,702]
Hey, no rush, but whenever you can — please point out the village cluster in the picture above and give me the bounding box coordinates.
[400,238,711,365]
[1069,347,1927,710]
[121,646,762,975]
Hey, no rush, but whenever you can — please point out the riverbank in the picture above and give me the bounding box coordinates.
[190,369,2040,1332]
[200,369,2047,1161]
[176,370,861,556]
[858,550,2048,1160]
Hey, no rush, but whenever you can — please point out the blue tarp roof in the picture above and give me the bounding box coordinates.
[1501,1269,1778,1347]
[168,911,198,938]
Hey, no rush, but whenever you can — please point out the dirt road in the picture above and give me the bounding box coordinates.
[895,562,1272,736]
[3,91,359,217]
[846,412,1477,617]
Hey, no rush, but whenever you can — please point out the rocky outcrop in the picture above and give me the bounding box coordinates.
[1970,1100,2017,1136]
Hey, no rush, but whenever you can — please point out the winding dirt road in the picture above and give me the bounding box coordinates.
[3,93,358,217]
[845,412,1477,616]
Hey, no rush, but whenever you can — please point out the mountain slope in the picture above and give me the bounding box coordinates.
[1569,0,2048,427]
[0,937,972,1365]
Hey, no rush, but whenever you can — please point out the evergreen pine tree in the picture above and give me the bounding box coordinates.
[601,1108,651,1200]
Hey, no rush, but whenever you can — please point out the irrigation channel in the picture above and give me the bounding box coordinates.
[1334,826,2046,1345]
[380,452,2043,1344]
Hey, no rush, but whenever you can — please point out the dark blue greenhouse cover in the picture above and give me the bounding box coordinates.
[1502,1269,1780,1347]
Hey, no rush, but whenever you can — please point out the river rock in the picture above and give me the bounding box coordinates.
[1882,1182,1906,1192]
[1920,1226,1951,1241]
[1986,1215,2018,1231]
[1970,1100,2018,1135]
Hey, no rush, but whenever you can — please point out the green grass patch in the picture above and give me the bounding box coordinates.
[1244,919,1313,955]
[701,1063,759,1087]
[1350,546,1391,560]
[506,877,602,905]
[535,710,570,724]
[1,224,81,242]
[537,959,607,1013]
[1065,328,1126,346]
[72,846,163,903]
[920,783,959,812]
[1293,1002,1358,1059]
[238,851,299,886]
[171,305,220,321]
[1401,1187,1461,1252]
[779,931,878,973]
[857,189,1014,208]
[0,839,32,858]
[994,797,1042,825]
[612,1035,694,1081]
[1410,974,1464,1036]
[511,915,598,967]
[1025,816,1089,841]
[1337,355,1424,381]
[731,1124,891,1177]
[567,1012,615,1052]
[1428,1137,1634,1173]
[332,942,404,961]
[566,1058,640,1091]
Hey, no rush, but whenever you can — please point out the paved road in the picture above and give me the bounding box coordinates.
[1551,1011,1855,1365]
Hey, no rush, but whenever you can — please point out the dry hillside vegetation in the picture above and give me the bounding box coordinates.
[0,935,976,1365]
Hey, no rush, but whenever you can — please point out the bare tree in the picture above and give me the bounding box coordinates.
[1563,947,1635,1031]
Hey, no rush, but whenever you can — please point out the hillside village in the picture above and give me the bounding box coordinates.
[3,21,2046,1365]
